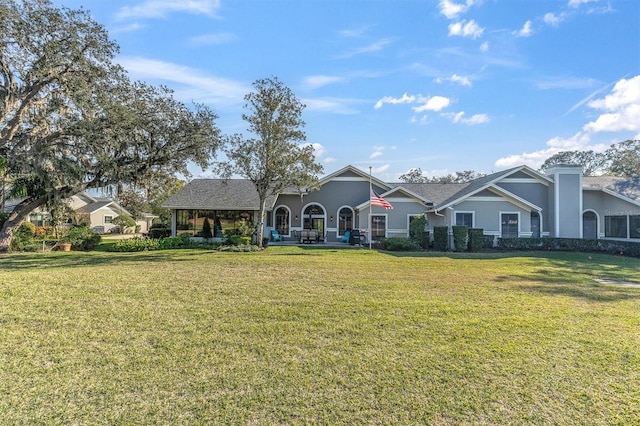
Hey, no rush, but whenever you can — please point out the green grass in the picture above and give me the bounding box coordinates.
[1,247,639,424]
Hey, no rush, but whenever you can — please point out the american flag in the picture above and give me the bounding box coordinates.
[370,189,393,210]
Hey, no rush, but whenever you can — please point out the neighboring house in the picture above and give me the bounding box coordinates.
[70,193,156,234]
[5,192,155,234]
[162,165,640,244]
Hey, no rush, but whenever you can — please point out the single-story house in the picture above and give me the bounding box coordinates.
[5,192,155,234]
[161,164,640,244]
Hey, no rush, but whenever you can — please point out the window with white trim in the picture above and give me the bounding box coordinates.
[455,212,473,227]
[501,213,518,238]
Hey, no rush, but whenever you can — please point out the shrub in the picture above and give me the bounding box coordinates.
[112,237,160,252]
[62,225,102,251]
[482,235,496,248]
[225,234,245,246]
[468,228,484,252]
[10,222,37,251]
[377,237,421,251]
[452,225,468,252]
[112,215,136,234]
[433,226,448,251]
[202,217,213,239]
[497,237,640,258]
[409,215,430,249]
[149,224,171,239]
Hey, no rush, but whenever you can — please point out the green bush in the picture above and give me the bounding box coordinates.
[377,237,421,251]
[10,222,37,251]
[62,225,102,251]
[497,237,640,258]
[452,225,468,252]
[482,235,496,248]
[202,217,213,239]
[225,234,245,246]
[149,225,171,239]
[468,228,484,252]
[112,237,160,252]
[409,215,430,249]
[433,226,448,251]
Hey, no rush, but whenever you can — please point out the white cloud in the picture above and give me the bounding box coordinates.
[370,151,383,159]
[370,164,390,174]
[436,73,472,87]
[376,93,451,113]
[303,98,360,115]
[543,12,563,26]
[338,25,373,38]
[111,22,146,33]
[305,143,326,158]
[439,0,476,19]
[444,111,490,124]
[374,93,416,109]
[495,75,640,169]
[480,41,490,52]
[583,76,640,134]
[569,0,597,8]
[413,96,451,112]
[324,157,337,164]
[495,132,598,169]
[189,32,235,46]
[337,38,393,58]
[117,56,247,105]
[302,75,344,90]
[514,20,533,37]
[448,20,484,39]
[536,76,598,90]
[116,0,221,20]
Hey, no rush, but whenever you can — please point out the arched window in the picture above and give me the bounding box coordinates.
[303,204,326,236]
[275,206,290,236]
[338,207,354,236]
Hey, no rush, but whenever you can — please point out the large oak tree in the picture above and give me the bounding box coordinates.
[0,0,221,251]
[218,77,323,248]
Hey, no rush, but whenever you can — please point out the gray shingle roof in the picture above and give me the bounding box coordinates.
[390,182,468,205]
[583,176,640,203]
[162,179,277,210]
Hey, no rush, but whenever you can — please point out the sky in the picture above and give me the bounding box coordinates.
[52,0,640,181]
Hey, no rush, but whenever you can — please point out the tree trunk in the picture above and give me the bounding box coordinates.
[257,198,267,248]
[0,195,48,253]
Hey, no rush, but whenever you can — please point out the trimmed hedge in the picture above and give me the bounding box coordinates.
[497,237,640,258]
[468,228,484,252]
[452,225,468,252]
[377,237,421,251]
[110,234,260,252]
[433,226,448,251]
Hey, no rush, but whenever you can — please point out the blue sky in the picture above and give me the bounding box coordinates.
[53,0,639,181]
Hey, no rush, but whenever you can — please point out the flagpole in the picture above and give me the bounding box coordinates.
[369,166,372,250]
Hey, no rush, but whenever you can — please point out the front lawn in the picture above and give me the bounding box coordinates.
[0,248,638,424]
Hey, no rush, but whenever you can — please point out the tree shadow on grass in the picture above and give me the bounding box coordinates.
[523,282,640,302]
[494,261,640,302]
[0,250,207,271]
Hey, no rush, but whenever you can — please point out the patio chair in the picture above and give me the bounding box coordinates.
[340,230,351,243]
[271,229,283,242]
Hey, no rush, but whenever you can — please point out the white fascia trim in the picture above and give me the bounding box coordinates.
[601,188,640,207]
[500,178,550,186]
